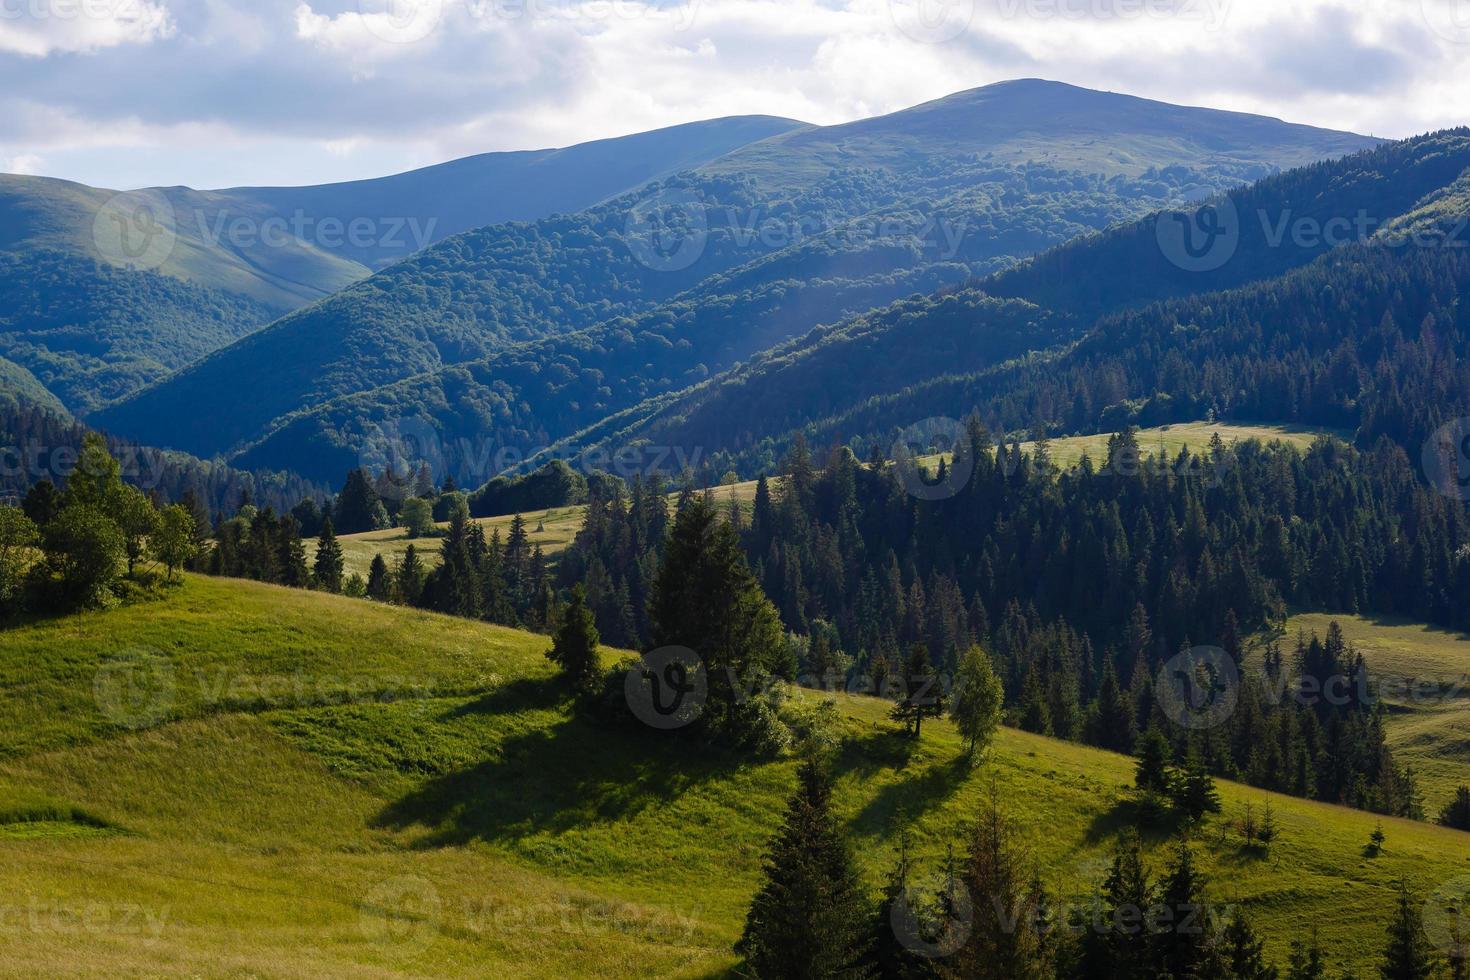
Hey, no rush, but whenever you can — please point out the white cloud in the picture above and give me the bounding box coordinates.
[1,0,1467,187]
[0,0,173,57]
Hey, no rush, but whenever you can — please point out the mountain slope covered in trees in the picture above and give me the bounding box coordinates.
[567,130,1470,474]
[0,116,803,415]
[100,81,1379,477]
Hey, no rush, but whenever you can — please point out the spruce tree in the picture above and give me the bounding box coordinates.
[1287,931,1329,980]
[1219,910,1276,980]
[312,516,343,593]
[546,584,602,699]
[737,752,872,979]
[397,544,424,605]
[1134,727,1174,797]
[366,553,392,602]
[334,469,381,534]
[1439,786,1470,831]
[1156,840,1211,978]
[1172,749,1222,822]
[1379,881,1438,980]
[890,644,945,740]
[952,785,1053,980]
[1082,832,1156,978]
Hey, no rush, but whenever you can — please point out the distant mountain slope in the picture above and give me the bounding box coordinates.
[576,130,1470,475]
[0,116,805,415]
[0,354,64,416]
[100,81,1380,477]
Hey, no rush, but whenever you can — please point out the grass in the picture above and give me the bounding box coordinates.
[3,577,1469,976]
[327,483,762,581]
[1273,612,1470,814]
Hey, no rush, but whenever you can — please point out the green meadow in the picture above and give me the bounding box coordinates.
[2,576,1468,976]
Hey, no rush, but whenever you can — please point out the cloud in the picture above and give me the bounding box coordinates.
[0,0,174,56]
[1,0,1467,187]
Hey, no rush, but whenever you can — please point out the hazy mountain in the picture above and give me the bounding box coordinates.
[0,115,805,414]
[97,81,1380,479]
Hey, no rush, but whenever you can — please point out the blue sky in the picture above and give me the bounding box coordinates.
[3,0,1468,190]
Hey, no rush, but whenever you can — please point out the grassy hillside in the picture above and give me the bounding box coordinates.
[1,576,1466,976]
[1273,613,1470,814]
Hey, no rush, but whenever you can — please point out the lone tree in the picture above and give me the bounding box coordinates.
[366,553,392,602]
[648,496,786,741]
[1379,880,1439,980]
[151,504,198,581]
[1134,727,1174,797]
[546,584,602,699]
[950,645,1004,759]
[737,751,871,979]
[313,516,344,593]
[891,644,946,740]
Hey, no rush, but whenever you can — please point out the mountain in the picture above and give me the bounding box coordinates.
[563,130,1470,476]
[0,116,805,414]
[99,80,1381,481]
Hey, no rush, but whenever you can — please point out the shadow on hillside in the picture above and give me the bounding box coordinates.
[373,713,743,847]
[844,739,972,838]
[1084,797,1188,845]
[439,675,565,719]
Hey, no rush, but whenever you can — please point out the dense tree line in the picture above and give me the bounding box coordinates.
[0,401,325,517]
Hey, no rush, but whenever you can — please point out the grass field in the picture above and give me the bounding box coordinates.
[1274,612,1470,815]
[327,483,762,581]
[3,577,1469,976]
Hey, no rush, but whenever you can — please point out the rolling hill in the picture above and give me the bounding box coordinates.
[98,80,1381,481]
[1,575,1466,975]
[0,116,804,415]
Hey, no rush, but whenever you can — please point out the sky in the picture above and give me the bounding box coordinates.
[1,0,1468,190]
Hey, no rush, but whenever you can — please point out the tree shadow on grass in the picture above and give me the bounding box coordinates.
[1084,797,1189,846]
[844,742,973,838]
[373,709,744,848]
[438,675,565,720]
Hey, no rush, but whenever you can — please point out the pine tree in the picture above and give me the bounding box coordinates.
[312,517,343,593]
[366,553,392,602]
[546,584,602,699]
[1088,655,1137,754]
[868,835,935,980]
[737,752,872,979]
[1134,727,1174,797]
[334,469,381,534]
[1156,840,1211,978]
[1082,831,1155,978]
[397,544,424,605]
[649,496,786,741]
[890,644,945,741]
[1379,881,1438,980]
[1218,910,1276,980]
[1172,749,1222,822]
[1287,931,1329,980]
[952,785,1053,980]
[276,515,309,588]
[1439,786,1470,831]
